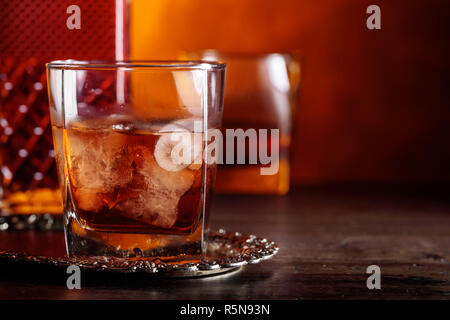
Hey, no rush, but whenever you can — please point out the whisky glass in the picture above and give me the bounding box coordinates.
[188,51,301,195]
[46,60,225,261]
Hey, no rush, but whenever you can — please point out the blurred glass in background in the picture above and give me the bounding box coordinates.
[188,51,301,194]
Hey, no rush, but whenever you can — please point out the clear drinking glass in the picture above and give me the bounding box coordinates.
[46,61,226,262]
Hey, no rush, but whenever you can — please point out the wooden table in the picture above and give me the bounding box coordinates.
[0,186,449,299]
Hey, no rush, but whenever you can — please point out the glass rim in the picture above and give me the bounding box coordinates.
[46,59,226,71]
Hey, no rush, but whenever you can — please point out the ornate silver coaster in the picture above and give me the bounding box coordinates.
[0,229,279,277]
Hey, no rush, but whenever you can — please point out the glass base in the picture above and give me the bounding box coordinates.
[65,212,203,263]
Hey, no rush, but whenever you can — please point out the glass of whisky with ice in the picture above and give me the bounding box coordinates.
[46,61,226,262]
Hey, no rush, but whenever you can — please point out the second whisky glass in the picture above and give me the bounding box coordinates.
[195,51,301,195]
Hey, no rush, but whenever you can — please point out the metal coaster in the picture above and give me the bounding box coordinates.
[0,229,279,277]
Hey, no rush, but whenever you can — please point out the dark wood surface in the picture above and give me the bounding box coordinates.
[0,186,449,300]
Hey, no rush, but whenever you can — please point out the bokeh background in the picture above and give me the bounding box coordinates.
[130,0,450,185]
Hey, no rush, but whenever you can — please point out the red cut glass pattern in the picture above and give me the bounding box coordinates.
[0,57,56,191]
[0,0,127,215]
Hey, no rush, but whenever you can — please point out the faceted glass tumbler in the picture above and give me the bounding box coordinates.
[46,61,226,262]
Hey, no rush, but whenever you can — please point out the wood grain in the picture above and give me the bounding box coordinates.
[0,186,449,299]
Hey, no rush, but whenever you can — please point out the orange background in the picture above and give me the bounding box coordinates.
[130,0,450,185]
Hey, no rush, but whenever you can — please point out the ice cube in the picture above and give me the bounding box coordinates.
[154,121,203,172]
[67,125,134,212]
[72,187,104,212]
[115,146,194,229]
